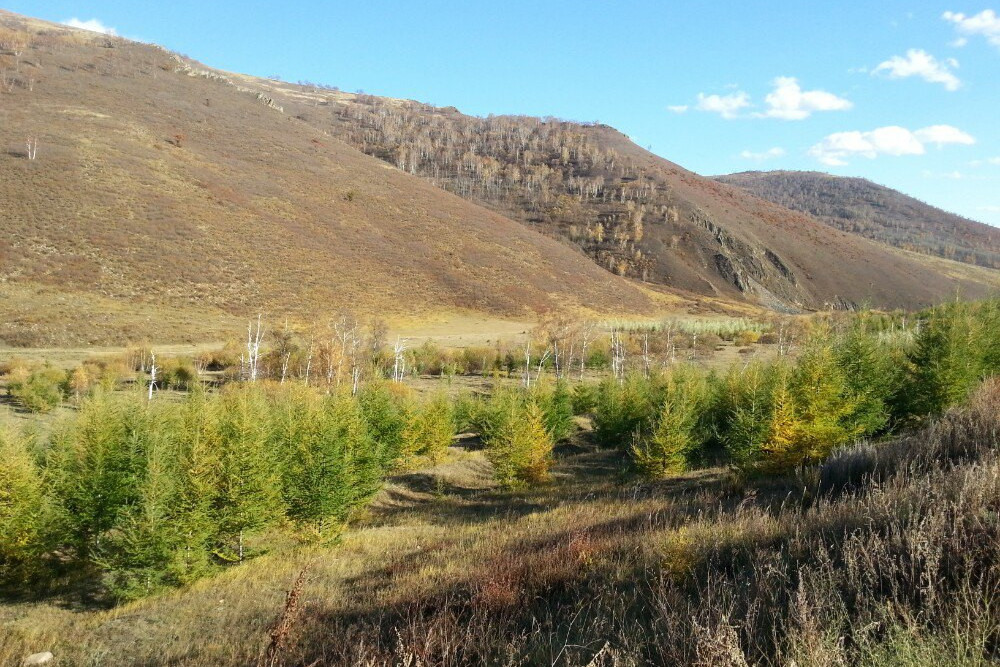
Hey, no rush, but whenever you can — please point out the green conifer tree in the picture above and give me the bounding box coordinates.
[0,426,48,586]
[97,405,184,600]
[485,401,553,487]
[900,302,990,419]
[46,392,138,560]
[170,389,222,583]
[540,380,574,443]
[214,387,283,561]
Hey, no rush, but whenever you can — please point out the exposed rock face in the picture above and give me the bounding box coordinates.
[23,652,54,666]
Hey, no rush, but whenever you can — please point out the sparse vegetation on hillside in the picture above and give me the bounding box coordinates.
[716,170,1001,268]
[0,13,656,347]
[255,72,998,310]
[0,10,995,349]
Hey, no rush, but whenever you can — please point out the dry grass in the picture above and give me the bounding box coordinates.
[0,11,666,347]
[1,381,996,666]
[1,9,996,352]
[229,49,997,312]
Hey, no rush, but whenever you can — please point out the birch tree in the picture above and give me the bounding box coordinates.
[392,337,408,382]
[244,315,265,382]
[147,353,158,400]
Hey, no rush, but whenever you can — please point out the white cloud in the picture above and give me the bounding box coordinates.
[695,91,750,119]
[667,105,689,113]
[739,147,786,161]
[809,124,974,166]
[914,124,975,146]
[943,10,1000,46]
[969,156,1001,167]
[873,49,961,90]
[757,77,852,120]
[61,18,118,35]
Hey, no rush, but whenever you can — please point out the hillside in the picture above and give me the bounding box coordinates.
[219,73,996,311]
[0,12,662,346]
[0,11,995,348]
[714,170,1000,269]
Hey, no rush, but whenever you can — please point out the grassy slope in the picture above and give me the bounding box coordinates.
[0,12,670,346]
[218,75,997,311]
[2,11,994,353]
[2,384,997,666]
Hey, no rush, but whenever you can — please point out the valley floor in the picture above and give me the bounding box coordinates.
[3,390,998,666]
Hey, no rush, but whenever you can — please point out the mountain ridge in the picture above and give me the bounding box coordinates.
[219,62,994,310]
[714,170,999,269]
[0,10,995,345]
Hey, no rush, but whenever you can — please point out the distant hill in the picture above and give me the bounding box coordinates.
[0,11,995,345]
[714,171,1000,269]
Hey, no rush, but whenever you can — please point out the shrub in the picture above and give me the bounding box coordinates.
[197,346,240,372]
[7,366,65,413]
[411,340,449,376]
[757,332,778,345]
[734,330,760,346]
[158,357,198,390]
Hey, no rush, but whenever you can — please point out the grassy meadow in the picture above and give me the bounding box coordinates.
[0,302,998,666]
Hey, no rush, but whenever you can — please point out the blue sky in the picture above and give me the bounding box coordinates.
[10,0,1000,225]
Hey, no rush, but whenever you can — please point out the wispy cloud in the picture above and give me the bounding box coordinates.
[667,105,689,114]
[809,125,974,166]
[61,18,118,36]
[943,10,1000,46]
[756,77,852,120]
[921,169,968,180]
[694,91,750,119]
[739,147,786,161]
[873,49,961,90]
[969,156,1001,167]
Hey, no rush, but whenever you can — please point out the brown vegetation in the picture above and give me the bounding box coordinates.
[238,68,996,310]
[0,11,659,347]
[716,170,1001,269]
[0,10,996,349]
